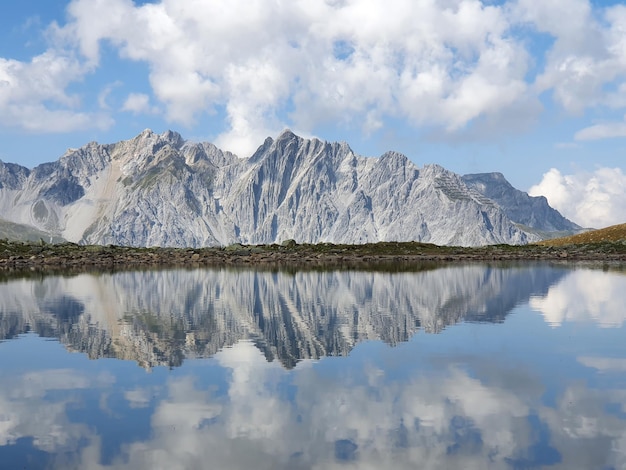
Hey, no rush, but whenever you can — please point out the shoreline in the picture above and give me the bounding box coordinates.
[1,240,625,275]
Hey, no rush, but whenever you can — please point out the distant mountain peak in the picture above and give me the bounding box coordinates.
[462,173,581,232]
[379,150,408,161]
[276,128,298,140]
[160,130,185,148]
[128,128,184,147]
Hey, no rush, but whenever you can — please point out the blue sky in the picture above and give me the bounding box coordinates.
[1,0,625,228]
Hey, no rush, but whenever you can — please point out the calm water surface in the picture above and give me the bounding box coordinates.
[0,264,625,469]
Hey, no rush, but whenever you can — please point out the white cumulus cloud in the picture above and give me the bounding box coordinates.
[516,1,626,114]
[0,51,113,133]
[529,167,626,228]
[578,356,626,372]
[2,0,626,157]
[56,0,626,155]
[121,92,159,115]
[575,117,626,141]
[57,0,539,157]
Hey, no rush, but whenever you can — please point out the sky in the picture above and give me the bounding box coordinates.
[0,0,625,229]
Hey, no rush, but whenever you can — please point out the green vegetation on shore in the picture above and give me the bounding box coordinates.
[1,228,625,276]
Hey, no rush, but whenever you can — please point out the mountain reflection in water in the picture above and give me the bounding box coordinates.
[0,265,565,368]
[0,264,625,470]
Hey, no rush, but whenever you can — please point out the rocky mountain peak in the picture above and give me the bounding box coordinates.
[0,160,30,190]
[249,136,275,162]
[421,163,449,174]
[271,128,303,156]
[462,172,581,232]
[276,128,298,141]
[127,128,183,149]
[160,130,185,149]
[378,151,411,170]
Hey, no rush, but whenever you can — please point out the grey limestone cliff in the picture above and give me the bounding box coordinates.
[462,172,582,235]
[0,130,578,247]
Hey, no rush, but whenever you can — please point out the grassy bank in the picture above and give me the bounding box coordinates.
[1,230,625,275]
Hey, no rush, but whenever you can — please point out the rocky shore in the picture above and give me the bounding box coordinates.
[1,239,625,275]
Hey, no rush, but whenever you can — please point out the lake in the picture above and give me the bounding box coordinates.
[0,263,625,469]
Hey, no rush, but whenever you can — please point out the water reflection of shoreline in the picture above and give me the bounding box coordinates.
[0,265,567,368]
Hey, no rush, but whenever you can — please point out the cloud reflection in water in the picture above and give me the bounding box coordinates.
[0,264,624,469]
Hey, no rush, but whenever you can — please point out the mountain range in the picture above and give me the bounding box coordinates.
[0,129,581,247]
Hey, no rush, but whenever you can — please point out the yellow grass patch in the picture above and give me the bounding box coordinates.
[536,223,626,246]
